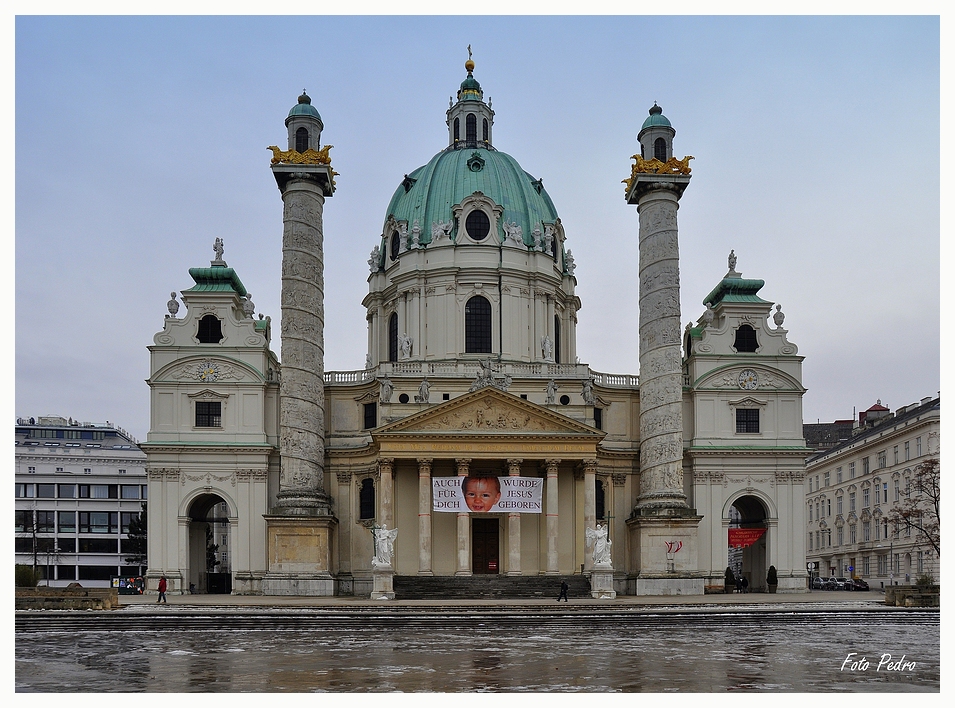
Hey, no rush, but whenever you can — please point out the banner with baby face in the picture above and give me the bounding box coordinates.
[432,476,544,513]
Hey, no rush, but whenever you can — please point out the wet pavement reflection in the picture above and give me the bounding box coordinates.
[16,616,939,692]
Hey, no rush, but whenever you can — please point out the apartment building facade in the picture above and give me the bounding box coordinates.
[805,396,940,587]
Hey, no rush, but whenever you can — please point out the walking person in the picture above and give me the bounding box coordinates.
[735,576,742,594]
[157,575,168,604]
[741,576,748,594]
[557,580,569,602]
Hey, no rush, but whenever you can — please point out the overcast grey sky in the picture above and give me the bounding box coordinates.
[14,14,940,440]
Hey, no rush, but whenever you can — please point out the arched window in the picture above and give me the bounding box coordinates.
[390,230,400,261]
[465,295,492,353]
[359,478,376,520]
[197,315,223,344]
[295,127,309,153]
[466,114,477,145]
[482,118,488,142]
[554,316,561,364]
[733,324,759,352]
[654,137,667,161]
[388,313,398,362]
[453,117,460,142]
[551,236,558,261]
[595,479,606,520]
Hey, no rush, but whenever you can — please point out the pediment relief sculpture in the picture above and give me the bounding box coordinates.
[378,390,598,436]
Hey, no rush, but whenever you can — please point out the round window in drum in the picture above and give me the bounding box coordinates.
[465,210,490,241]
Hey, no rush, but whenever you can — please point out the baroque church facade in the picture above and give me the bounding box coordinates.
[144,59,809,597]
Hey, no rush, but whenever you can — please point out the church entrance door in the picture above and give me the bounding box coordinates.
[472,518,500,574]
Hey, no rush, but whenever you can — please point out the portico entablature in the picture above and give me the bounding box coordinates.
[371,387,603,460]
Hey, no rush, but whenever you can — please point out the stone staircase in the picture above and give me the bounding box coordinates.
[392,574,591,600]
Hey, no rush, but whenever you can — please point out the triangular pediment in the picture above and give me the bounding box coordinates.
[374,388,602,438]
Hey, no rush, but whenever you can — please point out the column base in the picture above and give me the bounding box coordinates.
[261,573,336,596]
[627,574,705,596]
[271,490,332,517]
[626,509,702,580]
[263,514,337,596]
[232,572,265,595]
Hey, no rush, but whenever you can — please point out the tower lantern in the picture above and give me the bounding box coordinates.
[637,103,675,162]
[286,90,324,154]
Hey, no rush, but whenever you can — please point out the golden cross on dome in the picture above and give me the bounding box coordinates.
[467,44,472,61]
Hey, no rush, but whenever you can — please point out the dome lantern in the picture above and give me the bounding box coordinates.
[446,48,494,149]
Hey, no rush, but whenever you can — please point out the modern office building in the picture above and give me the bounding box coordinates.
[14,416,147,587]
[805,396,940,587]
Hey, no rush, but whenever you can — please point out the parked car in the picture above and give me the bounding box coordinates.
[834,577,851,590]
[812,577,827,590]
[823,576,840,590]
[849,578,869,591]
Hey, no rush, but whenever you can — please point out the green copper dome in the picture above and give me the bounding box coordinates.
[383,147,559,247]
[287,91,322,121]
[641,103,671,130]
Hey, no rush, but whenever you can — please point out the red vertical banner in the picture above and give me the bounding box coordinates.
[728,528,766,548]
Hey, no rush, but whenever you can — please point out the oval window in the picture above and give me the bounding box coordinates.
[465,210,490,241]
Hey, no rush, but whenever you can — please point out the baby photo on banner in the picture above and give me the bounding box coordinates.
[432,475,543,513]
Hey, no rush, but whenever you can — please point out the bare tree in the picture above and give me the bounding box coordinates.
[887,457,940,558]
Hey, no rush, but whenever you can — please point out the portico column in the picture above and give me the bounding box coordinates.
[417,458,433,576]
[506,459,523,576]
[455,458,472,576]
[378,458,394,529]
[581,459,598,572]
[543,459,560,575]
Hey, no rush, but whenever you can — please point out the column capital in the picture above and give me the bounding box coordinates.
[611,473,628,487]
[455,459,471,475]
[578,458,599,473]
[506,459,523,475]
[378,458,395,472]
[541,459,560,475]
[417,458,433,475]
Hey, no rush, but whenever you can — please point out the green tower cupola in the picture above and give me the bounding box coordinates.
[637,102,676,162]
[446,48,494,149]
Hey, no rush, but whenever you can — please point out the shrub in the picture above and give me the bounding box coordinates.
[915,573,935,588]
[15,564,40,587]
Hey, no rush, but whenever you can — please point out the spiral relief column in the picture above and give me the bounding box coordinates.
[263,92,338,596]
[275,176,330,513]
[623,104,703,595]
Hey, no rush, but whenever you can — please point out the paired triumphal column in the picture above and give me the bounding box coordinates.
[623,104,702,595]
[263,91,339,595]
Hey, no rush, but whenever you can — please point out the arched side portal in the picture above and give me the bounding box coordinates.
[186,493,233,594]
[728,494,770,592]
